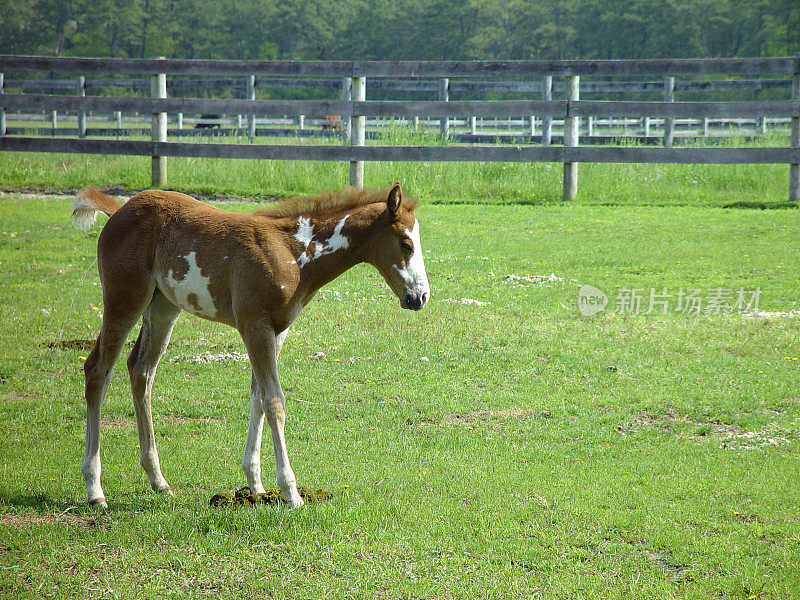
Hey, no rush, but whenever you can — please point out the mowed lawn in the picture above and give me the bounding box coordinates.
[0,183,799,598]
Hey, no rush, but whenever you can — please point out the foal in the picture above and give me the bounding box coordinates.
[72,183,430,509]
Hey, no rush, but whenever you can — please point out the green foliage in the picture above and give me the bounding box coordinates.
[0,0,797,59]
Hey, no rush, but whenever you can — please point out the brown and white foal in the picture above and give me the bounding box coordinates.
[72,183,430,509]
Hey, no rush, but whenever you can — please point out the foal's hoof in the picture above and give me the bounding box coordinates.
[155,486,174,497]
[88,498,108,510]
[288,496,305,510]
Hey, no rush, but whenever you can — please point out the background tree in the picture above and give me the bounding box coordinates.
[0,0,797,60]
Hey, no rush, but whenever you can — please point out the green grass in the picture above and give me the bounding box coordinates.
[0,131,794,207]
[0,151,799,598]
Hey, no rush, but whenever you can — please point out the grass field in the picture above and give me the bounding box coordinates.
[0,149,799,599]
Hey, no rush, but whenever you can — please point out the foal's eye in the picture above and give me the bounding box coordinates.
[401,239,414,253]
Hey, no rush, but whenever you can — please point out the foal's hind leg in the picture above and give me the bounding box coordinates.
[82,289,154,508]
[127,291,181,496]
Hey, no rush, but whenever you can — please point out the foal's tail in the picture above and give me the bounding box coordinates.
[71,188,123,231]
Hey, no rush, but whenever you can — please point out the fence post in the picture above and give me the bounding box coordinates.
[247,75,256,138]
[51,109,57,134]
[587,115,593,137]
[151,59,167,188]
[642,117,650,138]
[115,111,122,140]
[349,76,366,188]
[790,57,800,202]
[341,77,352,141]
[563,75,580,201]
[542,75,553,146]
[77,76,87,138]
[0,73,5,136]
[439,78,449,141]
[529,115,535,137]
[663,76,675,147]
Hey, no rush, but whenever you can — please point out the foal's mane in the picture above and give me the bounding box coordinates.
[255,186,418,218]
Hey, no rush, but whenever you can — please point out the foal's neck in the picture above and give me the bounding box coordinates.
[280,204,378,295]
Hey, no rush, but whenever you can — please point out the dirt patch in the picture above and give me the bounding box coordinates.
[46,338,95,351]
[640,549,690,581]
[625,412,745,436]
[622,412,796,450]
[101,416,136,430]
[101,414,223,429]
[210,486,333,508]
[170,351,249,364]
[161,414,223,426]
[442,408,535,425]
[720,428,793,450]
[415,408,538,428]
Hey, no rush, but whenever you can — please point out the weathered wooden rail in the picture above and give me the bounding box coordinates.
[1,55,798,201]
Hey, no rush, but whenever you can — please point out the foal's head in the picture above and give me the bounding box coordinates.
[368,183,430,311]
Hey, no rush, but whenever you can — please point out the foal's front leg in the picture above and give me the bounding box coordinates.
[240,326,304,508]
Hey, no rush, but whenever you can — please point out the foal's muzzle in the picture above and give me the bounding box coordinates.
[401,287,429,311]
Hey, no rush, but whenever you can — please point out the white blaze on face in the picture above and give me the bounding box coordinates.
[294,214,350,269]
[393,219,430,296]
[161,251,217,318]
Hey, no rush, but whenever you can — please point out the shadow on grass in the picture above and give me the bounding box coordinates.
[0,490,180,515]
[0,492,119,513]
[722,200,798,210]
[0,492,63,511]
[428,197,555,207]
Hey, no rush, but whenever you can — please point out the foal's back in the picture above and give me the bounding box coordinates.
[96,190,288,327]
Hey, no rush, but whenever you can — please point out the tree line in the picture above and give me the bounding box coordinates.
[1,0,797,61]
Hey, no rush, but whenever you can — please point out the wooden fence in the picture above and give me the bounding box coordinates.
[1,55,798,201]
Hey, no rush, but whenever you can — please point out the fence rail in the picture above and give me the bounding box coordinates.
[1,54,798,201]
[3,77,794,94]
[7,94,797,119]
[1,55,796,77]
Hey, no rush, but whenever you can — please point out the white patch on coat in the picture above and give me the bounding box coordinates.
[294,216,314,246]
[293,214,350,268]
[324,215,350,253]
[159,251,217,318]
[393,220,430,293]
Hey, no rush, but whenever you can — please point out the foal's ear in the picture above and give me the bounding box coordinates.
[387,182,402,214]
